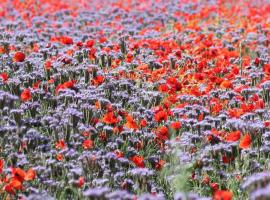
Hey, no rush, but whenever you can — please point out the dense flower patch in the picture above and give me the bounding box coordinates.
[0,0,270,199]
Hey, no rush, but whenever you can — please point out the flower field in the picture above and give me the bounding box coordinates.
[0,0,270,199]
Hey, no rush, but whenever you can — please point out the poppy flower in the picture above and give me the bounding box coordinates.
[99,36,107,43]
[125,115,138,130]
[126,53,133,63]
[213,190,233,200]
[154,110,168,122]
[225,130,241,142]
[0,159,4,174]
[85,39,95,48]
[228,108,243,118]
[0,46,5,54]
[198,113,204,121]
[170,121,181,130]
[91,75,104,86]
[88,48,96,59]
[60,36,73,45]
[82,131,90,137]
[130,155,145,168]
[82,139,94,149]
[239,134,251,149]
[265,121,270,128]
[76,177,85,188]
[210,182,219,191]
[56,154,63,161]
[13,51,25,62]
[140,119,147,127]
[155,126,169,141]
[155,160,166,170]
[220,80,233,89]
[20,89,32,102]
[175,50,182,58]
[166,77,182,91]
[158,84,169,92]
[263,63,270,74]
[76,41,83,47]
[44,60,52,70]
[11,168,26,182]
[55,139,66,149]
[56,80,76,94]
[0,72,8,82]
[114,150,124,158]
[3,179,22,194]
[24,168,36,181]
[32,80,41,89]
[48,78,54,84]
[102,112,119,125]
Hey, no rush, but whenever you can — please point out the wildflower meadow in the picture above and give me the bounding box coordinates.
[0,0,270,199]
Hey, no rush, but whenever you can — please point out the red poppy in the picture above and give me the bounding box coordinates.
[212,103,222,114]
[91,75,104,86]
[154,110,168,122]
[56,80,76,94]
[198,113,204,121]
[13,51,25,62]
[82,131,90,137]
[175,50,182,58]
[88,48,96,60]
[170,121,181,130]
[213,190,233,200]
[210,182,219,191]
[20,89,32,102]
[166,77,182,91]
[158,84,169,92]
[125,115,138,130]
[3,178,22,194]
[44,60,52,70]
[60,36,73,45]
[99,36,107,43]
[56,154,63,161]
[77,41,83,47]
[140,119,147,127]
[76,176,85,188]
[32,80,41,90]
[228,108,243,118]
[11,168,25,182]
[220,80,233,89]
[155,126,169,141]
[24,168,36,181]
[254,57,260,66]
[103,112,119,125]
[263,63,270,74]
[225,130,241,142]
[155,160,166,170]
[239,134,251,149]
[0,72,8,82]
[126,53,133,63]
[0,159,4,174]
[85,39,95,48]
[130,155,145,168]
[48,78,54,84]
[82,139,94,149]
[114,150,124,158]
[265,121,270,128]
[55,139,66,149]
